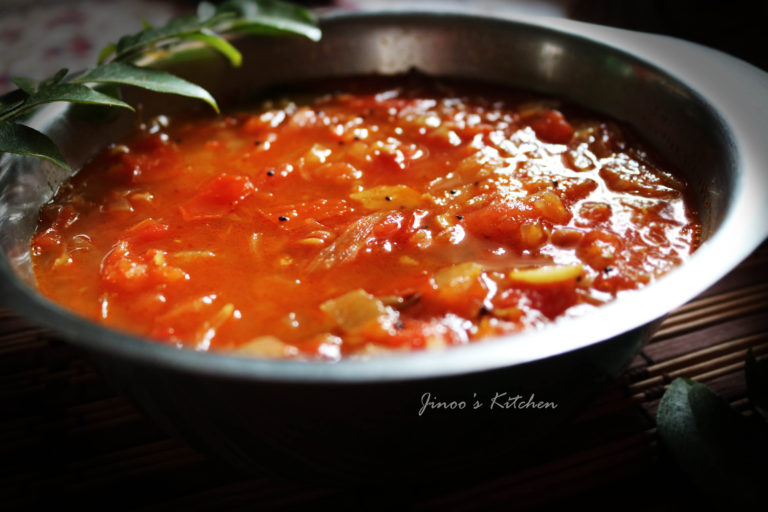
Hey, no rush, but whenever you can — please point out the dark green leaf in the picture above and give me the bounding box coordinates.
[218,0,320,41]
[746,349,768,420]
[657,378,768,501]
[101,1,319,64]
[67,83,125,123]
[72,62,219,113]
[0,0,322,171]
[98,43,117,64]
[0,89,26,112]
[112,12,233,61]
[179,29,242,67]
[0,121,69,169]
[23,83,134,112]
[94,82,123,101]
[11,77,37,95]
[39,68,69,89]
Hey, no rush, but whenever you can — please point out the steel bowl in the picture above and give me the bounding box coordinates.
[2,11,767,480]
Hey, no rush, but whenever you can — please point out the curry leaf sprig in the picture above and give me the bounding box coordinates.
[0,0,320,170]
[656,349,768,504]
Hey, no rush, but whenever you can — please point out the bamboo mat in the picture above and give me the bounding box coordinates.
[1,243,767,510]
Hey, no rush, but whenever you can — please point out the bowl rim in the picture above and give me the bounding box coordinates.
[1,9,767,383]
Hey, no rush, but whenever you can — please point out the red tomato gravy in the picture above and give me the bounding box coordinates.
[31,75,701,359]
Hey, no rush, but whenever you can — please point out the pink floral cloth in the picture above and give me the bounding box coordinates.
[0,0,184,94]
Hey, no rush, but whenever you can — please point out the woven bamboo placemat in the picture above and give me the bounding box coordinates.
[2,242,767,510]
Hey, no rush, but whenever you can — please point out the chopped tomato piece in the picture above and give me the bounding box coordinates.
[384,319,434,349]
[495,281,577,320]
[100,242,150,292]
[257,199,354,228]
[371,212,406,239]
[529,190,572,225]
[464,198,533,246]
[31,228,62,253]
[119,135,180,184]
[577,230,625,271]
[31,205,80,254]
[578,202,612,223]
[100,242,188,293]
[122,219,170,244]
[593,267,640,294]
[424,263,489,318]
[381,317,463,351]
[364,210,433,249]
[242,115,268,135]
[528,109,573,144]
[180,174,256,221]
[133,132,170,152]
[526,283,578,319]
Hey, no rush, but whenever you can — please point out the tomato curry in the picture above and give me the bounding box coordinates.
[30,76,700,359]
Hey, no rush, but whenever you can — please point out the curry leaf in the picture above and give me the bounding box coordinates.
[11,77,37,95]
[110,13,233,63]
[39,68,69,89]
[0,90,25,111]
[178,29,243,67]
[0,0,320,169]
[657,377,768,502]
[100,0,318,65]
[97,43,117,65]
[746,348,768,420]
[22,83,134,113]
[72,62,219,113]
[0,121,69,169]
[219,0,321,41]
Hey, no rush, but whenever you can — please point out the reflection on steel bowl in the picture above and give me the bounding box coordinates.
[1,11,767,479]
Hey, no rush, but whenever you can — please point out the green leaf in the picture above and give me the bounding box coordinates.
[746,349,768,420]
[72,62,219,113]
[98,43,117,64]
[94,82,123,101]
[39,68,69,89]
[179,29,242,67]
[112,12,232,62]
[0,121,69,169]
[0,89,26,111]
[218,0,320,41]
[11,77,37,95]
[67,83,125,123]
[100,1,319,64]
[657,378,768,501]
[0,0,323,171]
[23,83,134,112]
